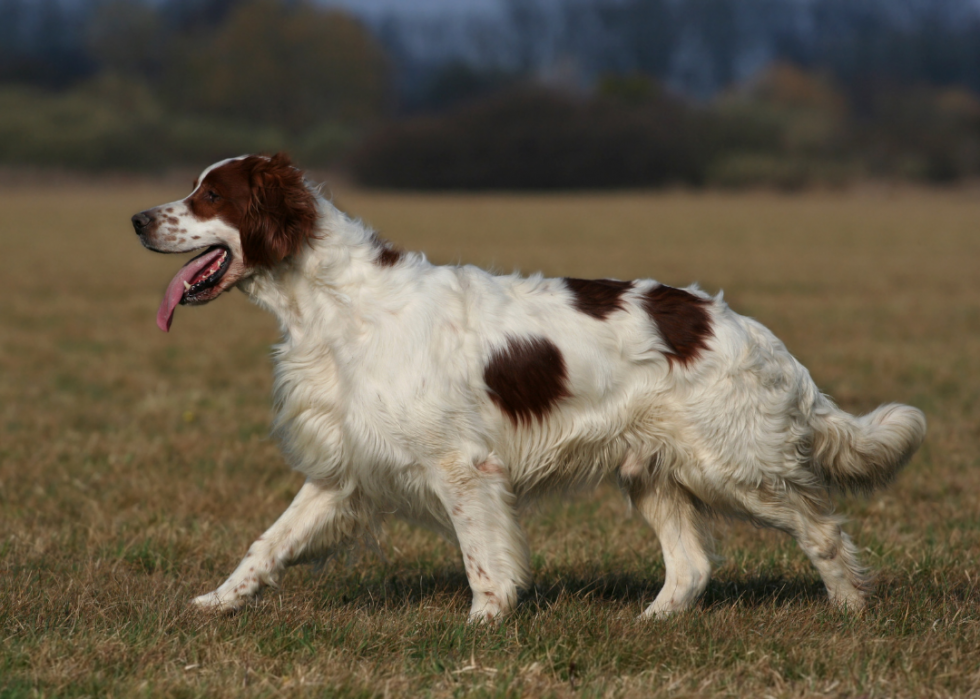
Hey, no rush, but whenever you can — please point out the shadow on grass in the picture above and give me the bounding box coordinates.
[309,563,834,614]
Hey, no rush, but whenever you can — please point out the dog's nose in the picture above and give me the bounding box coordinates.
[131,211,153,234]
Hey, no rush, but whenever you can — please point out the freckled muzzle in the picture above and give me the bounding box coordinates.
[131,207,177,251]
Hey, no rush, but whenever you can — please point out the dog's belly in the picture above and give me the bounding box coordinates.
[501,432,632,500]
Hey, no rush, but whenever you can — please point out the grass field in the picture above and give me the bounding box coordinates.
[1,180,979,697]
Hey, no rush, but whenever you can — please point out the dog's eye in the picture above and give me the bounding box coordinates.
[205,190,220,203]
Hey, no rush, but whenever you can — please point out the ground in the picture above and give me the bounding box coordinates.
[1,180,978,697]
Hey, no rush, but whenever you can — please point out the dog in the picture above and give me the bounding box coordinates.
[132,153,925,621]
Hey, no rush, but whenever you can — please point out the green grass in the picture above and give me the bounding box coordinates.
[1,181,979,697]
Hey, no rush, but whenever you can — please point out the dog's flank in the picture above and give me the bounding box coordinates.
[132,153,926,621]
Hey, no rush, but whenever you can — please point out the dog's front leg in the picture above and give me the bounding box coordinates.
[434,454,531,622]
[192,478,365,612]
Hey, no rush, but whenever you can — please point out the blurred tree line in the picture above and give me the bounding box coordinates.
[0,0,387,169]
[1,0,980,189]
[351,64,980,190]
[349,0,980,189]
[387,0,980,108]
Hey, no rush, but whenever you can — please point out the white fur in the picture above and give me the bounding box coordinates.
[146,172,925,621]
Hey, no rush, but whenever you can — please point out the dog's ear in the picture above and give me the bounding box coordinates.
[240,153,318,268]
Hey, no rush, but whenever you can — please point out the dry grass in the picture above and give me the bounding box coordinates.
[1,180,979,698]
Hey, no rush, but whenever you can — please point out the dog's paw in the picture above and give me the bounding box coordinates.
[467,609,504,625]
[191,589,247,613]
[637,608,675,621]
[467,591,509,624]
[830,590,867,614]
[638,598,692,620]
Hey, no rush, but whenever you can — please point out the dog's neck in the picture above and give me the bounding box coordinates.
[237,199,421,351]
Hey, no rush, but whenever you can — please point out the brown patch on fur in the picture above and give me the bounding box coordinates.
[564,278,634,320]
[186,153,318,268]
[370,232,404,267]
[484,335,570,426]
[639,284,713,367]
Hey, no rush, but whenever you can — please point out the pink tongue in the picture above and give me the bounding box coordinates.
[156,248,226,332]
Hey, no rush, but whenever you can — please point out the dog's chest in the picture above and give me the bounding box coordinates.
[271,335,473,480]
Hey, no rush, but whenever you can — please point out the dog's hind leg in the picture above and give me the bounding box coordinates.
[628,475,713,618]
[794,513,868,611]
[432,452,530,623]
[192,478,368,612]
[727,483,869,611]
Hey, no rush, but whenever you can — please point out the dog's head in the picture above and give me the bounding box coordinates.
[132,153,318,331]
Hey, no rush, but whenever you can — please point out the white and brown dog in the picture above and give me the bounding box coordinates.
[132,153,926,621]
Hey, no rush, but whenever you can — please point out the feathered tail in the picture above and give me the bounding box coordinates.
[810,401,926,494]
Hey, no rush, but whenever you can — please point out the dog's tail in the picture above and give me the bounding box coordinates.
[809,400,926,494]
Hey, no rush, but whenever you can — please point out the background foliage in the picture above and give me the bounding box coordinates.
[0,0,386,170]
[2,0,980,187]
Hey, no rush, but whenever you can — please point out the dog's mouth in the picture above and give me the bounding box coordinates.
[157,245,231,332]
